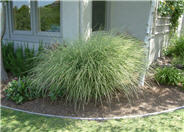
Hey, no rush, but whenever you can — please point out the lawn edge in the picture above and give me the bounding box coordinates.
[1,105,184,120]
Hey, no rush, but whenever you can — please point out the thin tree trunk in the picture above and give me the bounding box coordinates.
[0,2,8,82]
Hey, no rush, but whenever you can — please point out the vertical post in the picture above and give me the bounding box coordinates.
[0,2,8,82]
[79,0,92,41]
[140,0,157,86]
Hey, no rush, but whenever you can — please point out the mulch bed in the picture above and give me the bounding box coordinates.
[1,57,184,118]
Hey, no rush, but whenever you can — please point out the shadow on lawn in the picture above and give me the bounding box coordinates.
[1,108,184,132]
[1,108,80,132]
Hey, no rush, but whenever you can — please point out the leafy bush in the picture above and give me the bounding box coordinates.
[171,35,184,57]
[2,42,43,77]
[5,77,39,104]
[29,32,146,106]
[171,57,184,67]
[155,67,183,86]
[164,34,184,57]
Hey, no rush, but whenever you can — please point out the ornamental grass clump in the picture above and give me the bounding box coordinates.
[29,32,146,106]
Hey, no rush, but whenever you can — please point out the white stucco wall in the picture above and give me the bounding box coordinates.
[79,0,92,40]
[109,1,152,41]
[62,1,80,41]
[148,16,171,65]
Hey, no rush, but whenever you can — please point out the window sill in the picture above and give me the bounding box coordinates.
[3,33,63,44]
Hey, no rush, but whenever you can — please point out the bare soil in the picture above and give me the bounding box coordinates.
[1,57,184,118]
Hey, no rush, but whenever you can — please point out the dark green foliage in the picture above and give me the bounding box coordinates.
[29,32,146,106]
[5,77,39,104]
[155,67,183,86]
[164,33,184,67]
[164,32,184,57]
[171,35,184,57]
[172,57,184,67]
[163,46,175,57]
[2,42,43,77]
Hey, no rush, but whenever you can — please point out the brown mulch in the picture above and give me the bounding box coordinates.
[1,81,184,118]
[1,57,184,118]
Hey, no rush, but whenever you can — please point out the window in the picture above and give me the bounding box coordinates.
[8,0,62,42]
[12,0,31,31]
[92,1,106,31]
[38,0,60,32]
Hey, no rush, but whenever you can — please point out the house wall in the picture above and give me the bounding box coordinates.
[62,1,80,41]
[79,0,92,40]
[148,15,171,65]
[109,1,151,41]
[149,15,184,65]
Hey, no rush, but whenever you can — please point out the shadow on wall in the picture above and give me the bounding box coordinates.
[149,33,170,64]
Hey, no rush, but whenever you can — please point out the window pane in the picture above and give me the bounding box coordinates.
[13,1,31,30]
[92,1,106,31]
[38,0,60,32]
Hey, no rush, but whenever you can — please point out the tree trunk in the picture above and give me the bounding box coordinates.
[0,2,8,82]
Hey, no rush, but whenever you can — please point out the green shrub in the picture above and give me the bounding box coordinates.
[2,42,43,77]
[172,35,184,57]
[5,77,39,104]
[155,67,183,86]
[29,32,146,106]
[164,34,184,57]
[171,57,184,67]
[163,45,176,57]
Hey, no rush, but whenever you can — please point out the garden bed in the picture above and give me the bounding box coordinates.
[1,32,184,118]
[1,71,184,118]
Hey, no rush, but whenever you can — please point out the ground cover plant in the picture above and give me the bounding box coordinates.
[2,42,44,104]
[4,77,39,104]
[29,32,146,107]
[155,67,183,86]
[1,108,184,132]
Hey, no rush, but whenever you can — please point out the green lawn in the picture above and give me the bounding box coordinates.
[1,108,184,132]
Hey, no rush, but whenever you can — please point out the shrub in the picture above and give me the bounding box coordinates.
[155,67,183,86]
[172,35,184,57]
[163,45,176,57]
[29,32,146,106]
[5,77,39,104]
[2,42,43,77]
[171,57,184,67]
[164,34,184,57]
